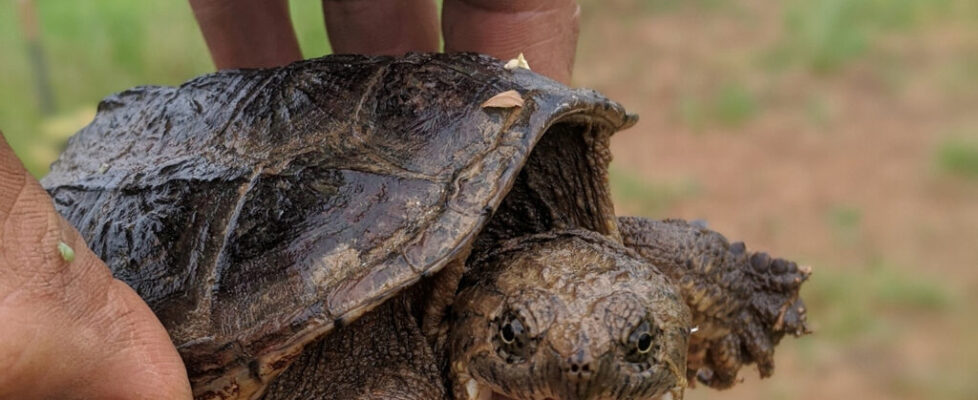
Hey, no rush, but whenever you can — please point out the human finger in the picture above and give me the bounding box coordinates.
[322,0,439,55]
[190,0,303,69]
[442,0,580,84]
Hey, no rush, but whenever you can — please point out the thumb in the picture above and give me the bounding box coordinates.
[0,132,192,399]
[78,279,194,400]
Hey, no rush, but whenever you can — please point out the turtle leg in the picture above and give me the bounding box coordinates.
[618,217,811,389]
[259,294,446,400]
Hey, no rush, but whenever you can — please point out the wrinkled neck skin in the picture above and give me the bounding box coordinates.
[471,119,620,259]
[449,231,691,400]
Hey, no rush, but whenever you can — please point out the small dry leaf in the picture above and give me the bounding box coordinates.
[504,53,531,71]
[481,90,524,109]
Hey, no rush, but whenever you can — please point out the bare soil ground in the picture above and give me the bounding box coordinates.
[576,1,978,399]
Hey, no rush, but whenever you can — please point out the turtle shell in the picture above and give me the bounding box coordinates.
[41,53,635,399]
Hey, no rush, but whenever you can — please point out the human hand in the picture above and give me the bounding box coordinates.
[0,133,192,399]
[190,0,580,84]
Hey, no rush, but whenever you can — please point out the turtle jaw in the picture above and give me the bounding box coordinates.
[456,364,554,400]
[459,377,549,400]
[459,375,509,400]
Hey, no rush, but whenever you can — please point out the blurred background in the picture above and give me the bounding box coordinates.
[2,0,977,399]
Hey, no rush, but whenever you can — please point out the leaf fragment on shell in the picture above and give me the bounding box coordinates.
[504,53,531,71]
[481,90,524,109]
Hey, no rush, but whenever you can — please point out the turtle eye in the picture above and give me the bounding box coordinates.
[500,319,520,344]
[637,332,654,353]
[625,320,659,364]
[493,312,535,362]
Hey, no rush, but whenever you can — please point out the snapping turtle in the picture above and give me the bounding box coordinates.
[42,53,809,400]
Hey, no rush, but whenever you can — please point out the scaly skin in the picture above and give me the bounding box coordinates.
[258,293,445,400]
[451,230,692,400]
[618,217,810,389]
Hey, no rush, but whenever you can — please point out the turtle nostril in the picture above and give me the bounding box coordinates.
[568,362,591,375]
[566,348,594,378]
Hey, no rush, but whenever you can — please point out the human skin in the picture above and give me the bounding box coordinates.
[0,133,192,399]
[442,0,580,84]
[189,0,304,69]
[323,0,441,56]
[191,0,579,84]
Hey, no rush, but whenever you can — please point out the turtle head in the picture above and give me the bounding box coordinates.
[451,231,692,400]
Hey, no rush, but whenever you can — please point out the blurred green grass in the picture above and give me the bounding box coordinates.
[679,82,759,130]
[610,167,701,216]
[639,0,737,14]
[769,0,954,73]
[666,0,970,132]
[937,138,978,179]
[826,204,863,246]
[806,257,953,342]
